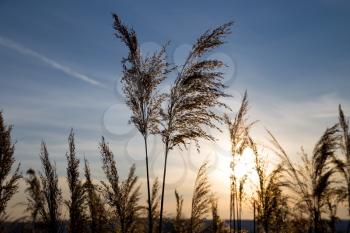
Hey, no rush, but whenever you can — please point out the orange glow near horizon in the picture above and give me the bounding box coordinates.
[212,145,260,198]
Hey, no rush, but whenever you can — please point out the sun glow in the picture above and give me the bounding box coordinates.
[232,148,256,180]
[212,145,259,195]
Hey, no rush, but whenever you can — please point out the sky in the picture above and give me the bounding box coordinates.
[1,0,350,219]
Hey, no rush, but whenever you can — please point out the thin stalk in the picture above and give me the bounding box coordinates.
[231,180,236,233]
[230,189,232,233]
[348,187,350,233]
[234,193,236,233]
[348,189,350,233]
[233,186,236,233]
[144,135,153,233]
[236,188,239,233]
[158,141,169,233]
[253,202,256,233]
[239,194,242,233]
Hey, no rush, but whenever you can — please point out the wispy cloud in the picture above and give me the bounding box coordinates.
[0,36,107,88]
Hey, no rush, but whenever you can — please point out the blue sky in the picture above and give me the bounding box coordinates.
[1,0,350,219]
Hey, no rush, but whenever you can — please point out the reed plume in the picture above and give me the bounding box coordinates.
[158,21,233,232]
[0,111,21,228]
[189,162,211,233]
[269,124,339,233]
[174,190,184,233]
[332,105,350,233]
[24,168,44,232]
[250,138,289,233]
[39,141,63,233]
[113,14,171,233]
[149,178,160,233]
[224,91,253,233]
[65,129,87,233]
[84,159,109,233]
[100,137,141,233]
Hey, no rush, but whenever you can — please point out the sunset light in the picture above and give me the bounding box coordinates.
[1,1,349,233]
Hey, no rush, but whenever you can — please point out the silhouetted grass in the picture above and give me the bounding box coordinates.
[0,111,21,230]
[84,158,109,233]
[24,168,43,232]
[158,20,233,232]
[1,15,350,233]
[65,129,87,233]
[100,137,142,233]
[39,142,64,233]
[112,14,171,233]
[269,124,340,233]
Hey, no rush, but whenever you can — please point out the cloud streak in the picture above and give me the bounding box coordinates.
[0,36,107,88]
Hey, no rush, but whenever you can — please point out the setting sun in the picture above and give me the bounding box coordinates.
[232,148,256,181]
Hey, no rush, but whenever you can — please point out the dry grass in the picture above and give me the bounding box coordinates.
[39,142,63,233]
[100,137,142,233]
[1,15,350,233]
[84,159,109,233]
[112,14,172,232]
[0,111,21,228]
[174,190,185,233]
[269,124,340,233]
[225,91,253,233]
[158,20,233,232]
[24,168,43,231]
[65,129,87,233]
[189,162,211,233]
